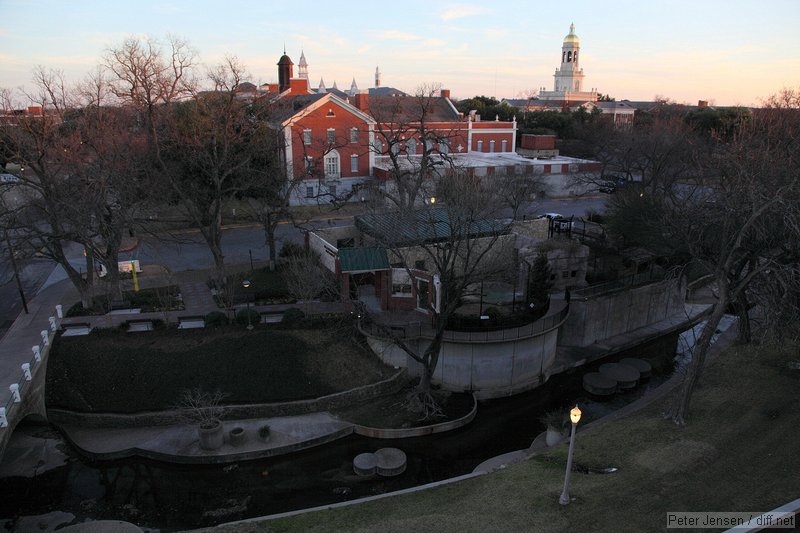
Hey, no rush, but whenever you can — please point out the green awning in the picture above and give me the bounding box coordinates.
[338,247,390,273]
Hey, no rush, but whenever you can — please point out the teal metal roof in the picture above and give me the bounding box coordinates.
[338,247,390,273]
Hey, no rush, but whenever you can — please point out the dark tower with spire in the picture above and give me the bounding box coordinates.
[278,49,294,93]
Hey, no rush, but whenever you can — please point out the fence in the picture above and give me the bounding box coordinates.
[0,305,62,429]
[359,301,569,344]
[572,271,664,300]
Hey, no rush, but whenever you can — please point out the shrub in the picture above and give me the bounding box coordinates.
[278,241,305,259]
[281,307,305,325]
[258,424,271,440]
[236,308,261,326]
[204,311,229,327]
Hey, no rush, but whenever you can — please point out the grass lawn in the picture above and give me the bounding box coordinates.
[46,324,391,412]
[202,341,800,532]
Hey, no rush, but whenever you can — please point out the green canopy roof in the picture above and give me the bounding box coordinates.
[338,247,390,273]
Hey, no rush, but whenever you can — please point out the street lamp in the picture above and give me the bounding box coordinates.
[559,404,582,506]
[242,279,253,330]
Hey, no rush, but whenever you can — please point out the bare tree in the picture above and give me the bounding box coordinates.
[282,250,338,320]
[153,57,277,304]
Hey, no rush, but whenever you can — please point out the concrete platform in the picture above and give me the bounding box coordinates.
[60,412,355,464]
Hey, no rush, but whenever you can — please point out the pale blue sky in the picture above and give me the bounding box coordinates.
[2,0,799,106]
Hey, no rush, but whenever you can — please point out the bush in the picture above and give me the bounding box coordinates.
[236,308,261,326]
[279,241,305,259]
[258,424,271,440]
[281,307,305,325]
[204,311,229,327]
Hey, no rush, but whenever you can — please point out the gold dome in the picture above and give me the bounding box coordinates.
[563,23,579,44]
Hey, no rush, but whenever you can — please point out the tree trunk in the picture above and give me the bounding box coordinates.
[669,285,728,425]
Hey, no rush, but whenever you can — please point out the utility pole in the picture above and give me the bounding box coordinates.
[4,227,29,314]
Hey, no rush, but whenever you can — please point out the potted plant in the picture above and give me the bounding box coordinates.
[540,409,567,447]
[229,426,246,447]
[258,424,271,442]
[177,388,229,451]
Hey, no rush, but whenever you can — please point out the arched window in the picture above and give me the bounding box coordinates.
[567,51,572,62]
[477,140,483,152]
[324,150,340,178]
[372,138,383,154]
[440,139,449,154]
[406,138,417,155]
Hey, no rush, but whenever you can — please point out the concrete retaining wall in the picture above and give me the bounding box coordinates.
[559,278,685,347]
[366,325,562,400]
[48,369,408,429]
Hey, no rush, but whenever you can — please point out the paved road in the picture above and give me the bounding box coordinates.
[0,196,608,333]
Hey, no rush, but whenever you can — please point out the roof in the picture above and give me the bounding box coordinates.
[594,101,636,110]
[355,207,509,247]
[367,87,409,97]
[367,95,460,123]
[338,247,390,273]
[268,93,327,123]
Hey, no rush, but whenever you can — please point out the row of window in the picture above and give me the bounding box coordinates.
[304,128,360,145]
[302,128,509,154]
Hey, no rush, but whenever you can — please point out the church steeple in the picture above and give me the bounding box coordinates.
[349,77,359,95]
[298,50,309,80]
[554,22,584,93]
[318,77,326,92]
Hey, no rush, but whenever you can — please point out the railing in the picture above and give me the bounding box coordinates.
[572,271,664,300]
[0,305,62,429]
[359,301,569,344]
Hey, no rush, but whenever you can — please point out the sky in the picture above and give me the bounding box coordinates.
[1,0,799,107]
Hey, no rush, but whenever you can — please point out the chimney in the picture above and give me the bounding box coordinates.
[698,100,709,107]
[289,78,310,95]
[354,93,369,113]
[440,89,451,99]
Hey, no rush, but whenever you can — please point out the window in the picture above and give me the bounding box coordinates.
[477,140,483,152]
[406,138,417,155]
[372,138,383,154]
[304,156,313,174]
[391,141,400,156]
[562,271,569,279]
[324,150,340,178]
[501,140,508,152]
[327,128,336,144]
[440,139,449,154]
[391,268,413,297]
[350,128,358,143]
[424,138,433,152]
[306,186,314,198]
[303,129,311,145]
[489,140,495,153]
[571,270,577,278]
[350,154,358,173]
[329,184,337,197]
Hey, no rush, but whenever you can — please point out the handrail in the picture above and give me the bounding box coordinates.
[0,304,62,429]
[359,301,569,344]
[573,271,664,300]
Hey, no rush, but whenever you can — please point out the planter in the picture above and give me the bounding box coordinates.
[198,420,224,451]
[229,426,246,447]
[545,428,564,447]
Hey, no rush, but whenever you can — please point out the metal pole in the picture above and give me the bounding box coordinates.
[246,296,253,330]
[559,421,578,505]
[249,249,254,272]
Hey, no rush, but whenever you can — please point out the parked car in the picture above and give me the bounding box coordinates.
[537,213,571,230]
[599,181,617,193]
[0,173,20,184]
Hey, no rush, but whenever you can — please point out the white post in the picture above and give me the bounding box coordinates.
[32,345,41,363]
[21,364,31,381]
[56,304,63,319]
[0,407,7,428]
[9,384,20,403]
[40,330,49,346]
[49,316,57,332]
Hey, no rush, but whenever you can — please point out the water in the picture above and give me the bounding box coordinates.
[0,328,715,531]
